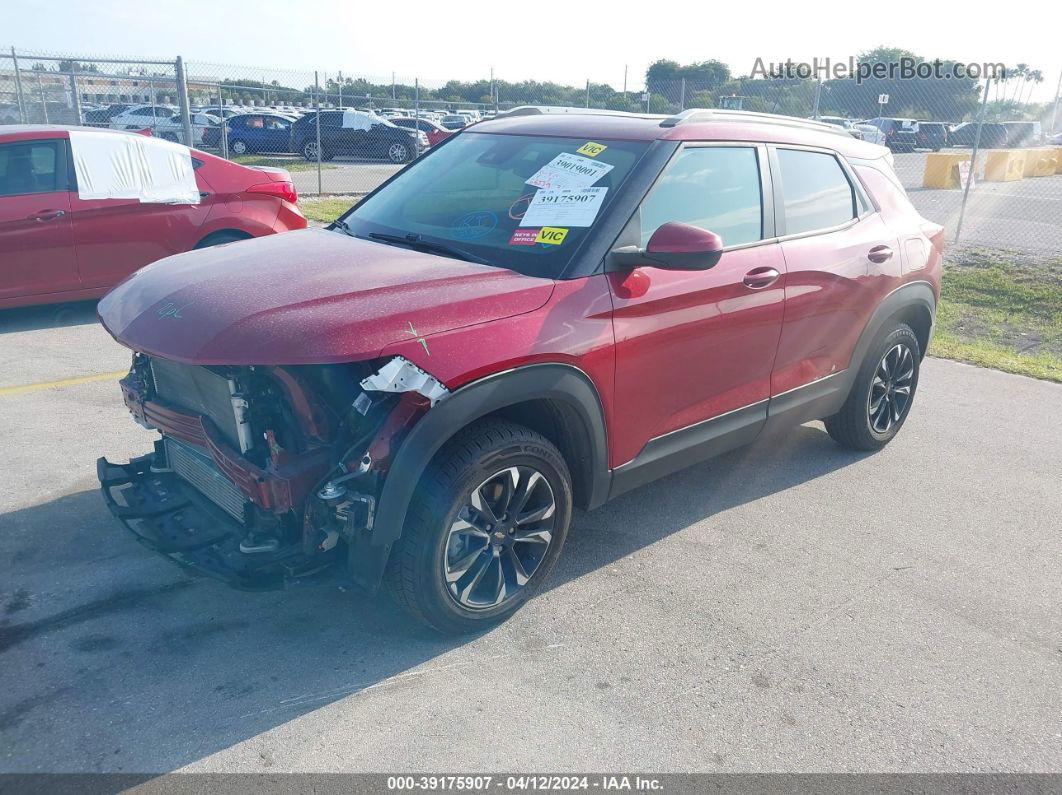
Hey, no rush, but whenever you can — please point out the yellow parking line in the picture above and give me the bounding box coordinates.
[0,370,127,397]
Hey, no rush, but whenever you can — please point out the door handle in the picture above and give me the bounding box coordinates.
[29,209,66,222]
[742,267,781,290]
[868,245,893,264]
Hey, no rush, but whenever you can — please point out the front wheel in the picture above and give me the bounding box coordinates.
[302,140,324,161]
[385,419,573,634]
[229,139,249,155]
[825,322,921,451]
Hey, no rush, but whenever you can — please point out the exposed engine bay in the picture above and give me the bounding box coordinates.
[97,352,448,591]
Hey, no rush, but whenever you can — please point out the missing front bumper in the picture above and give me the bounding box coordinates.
[97,449,343,591]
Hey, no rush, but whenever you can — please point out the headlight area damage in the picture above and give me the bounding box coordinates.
[97,354,449,591]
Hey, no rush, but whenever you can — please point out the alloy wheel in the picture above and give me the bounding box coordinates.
[230,140,247,155]
[444,466,556,610]
[303,141,319,161]
[388,143,409,162]
[868,343,914,434]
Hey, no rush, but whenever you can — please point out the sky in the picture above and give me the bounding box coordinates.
[6,0,1061,104]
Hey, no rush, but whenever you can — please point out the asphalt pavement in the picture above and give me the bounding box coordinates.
[2,302,1060,772]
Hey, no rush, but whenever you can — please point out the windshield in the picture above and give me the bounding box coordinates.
[341,132,650,278]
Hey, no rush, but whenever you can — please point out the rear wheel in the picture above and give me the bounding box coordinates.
[825,322,920,451]
[229,139,249,155]
[386,141,412,163]
[302,140,324,161]
[385,419,573,634]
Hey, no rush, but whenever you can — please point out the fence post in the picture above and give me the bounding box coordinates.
[414,78,421,157]
[314,71,322,197]
[218,83,229,159]
[69,63,82,125]
[812,77,822,117]
[35,69,48,123]
[1052,68,1062,133]
[955,75,994,245]
[11,47,26,123]
[680,78,686,110]
[585,79,590,108]
[174,56,194,145]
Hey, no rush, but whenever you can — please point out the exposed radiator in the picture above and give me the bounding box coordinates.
[149,357,243,450]
[164,437,247,524]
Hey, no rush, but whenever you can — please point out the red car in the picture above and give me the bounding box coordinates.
[388,116,453,147]
[0,125,305,309]
[97,108,942,633]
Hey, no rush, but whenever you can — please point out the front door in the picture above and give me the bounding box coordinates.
[607,144,786,467]
[0,138,79,301]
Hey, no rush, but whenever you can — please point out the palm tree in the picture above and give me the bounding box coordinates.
[1010,63,1029,102]
[1022,69,1044,106]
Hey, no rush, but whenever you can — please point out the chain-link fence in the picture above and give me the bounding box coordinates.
[3,46,1061,257]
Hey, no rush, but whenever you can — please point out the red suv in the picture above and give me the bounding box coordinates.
[97,108,942,633]
[0,125,306,309]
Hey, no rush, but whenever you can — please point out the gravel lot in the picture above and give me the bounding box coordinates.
[1,303,1060,773]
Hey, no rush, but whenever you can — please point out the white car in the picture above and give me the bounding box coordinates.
[108,104,219,146]
[853,122,887,146]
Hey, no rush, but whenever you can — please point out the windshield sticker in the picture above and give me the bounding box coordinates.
[535,227,568,245]
[509,228,540,246]
[520,188,608,228]
[576,141,607,157]
[452,210,498,240]
[525,152,614,190]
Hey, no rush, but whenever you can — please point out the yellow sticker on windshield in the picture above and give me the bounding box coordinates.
[535,227,569,245]
[576,141,607,157]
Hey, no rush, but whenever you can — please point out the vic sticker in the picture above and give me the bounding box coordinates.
[535,227,568,245]
[452,210,498,240]
[576,141,607,157]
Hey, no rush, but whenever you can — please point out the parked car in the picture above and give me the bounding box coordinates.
[388,116,452,147]
[1003,121,1042,148]
[0,125,305,309]
[97,107,942,633]
[439,114,469,131]
[82,103,133,128]
[852,122,886,146]
[810,116,864,140]
[915,121,948,151]
[861,117,920,152]
[290,110,419,163]
[947,122,1008,149]
[202,112,298,154]
[108,104,218,146]
[1048,132,1062,146]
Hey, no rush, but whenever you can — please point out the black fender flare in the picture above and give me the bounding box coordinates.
[850,280,936,369]
[350,364,611,591]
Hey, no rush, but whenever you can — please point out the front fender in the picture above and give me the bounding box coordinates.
[350,364,611,591]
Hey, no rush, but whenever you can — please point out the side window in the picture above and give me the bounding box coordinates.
[776,148,856,236]
[638,146,762,248]
[0,141,62,197]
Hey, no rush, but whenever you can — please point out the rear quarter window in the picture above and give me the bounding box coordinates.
[776,148,856,235]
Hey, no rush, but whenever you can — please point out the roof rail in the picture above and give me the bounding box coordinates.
[494,105,663,120]
[660,108,850,137]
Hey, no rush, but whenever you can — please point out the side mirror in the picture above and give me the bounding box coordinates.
[611,222,724,271]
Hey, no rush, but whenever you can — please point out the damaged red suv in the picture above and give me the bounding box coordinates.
[98,107,942,633]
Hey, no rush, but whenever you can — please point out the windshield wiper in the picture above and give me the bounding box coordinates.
[362,232,490,265]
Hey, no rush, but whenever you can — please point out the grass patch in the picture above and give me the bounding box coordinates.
[234,155,336,172]
[934,251,1062,382]
[298,196,358,224]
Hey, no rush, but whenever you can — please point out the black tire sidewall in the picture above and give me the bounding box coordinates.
[855,325,921,444]
[413,438,572,632]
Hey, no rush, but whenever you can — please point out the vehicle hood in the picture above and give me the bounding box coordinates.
[98,228,555,365]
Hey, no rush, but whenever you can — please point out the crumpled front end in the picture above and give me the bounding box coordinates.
[98,352,447,591]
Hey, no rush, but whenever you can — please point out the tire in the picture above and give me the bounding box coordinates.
[825,322,921,451]
[385,419,573,634]
[194,230,251,249]
[229,139,249,155]
[302,140,322,161]
[386,140,412,163]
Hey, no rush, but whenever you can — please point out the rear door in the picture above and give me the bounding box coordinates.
[607,143,787,466]
[770,145,900,396]
[67,154,213,289]
[0,138,79,300]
